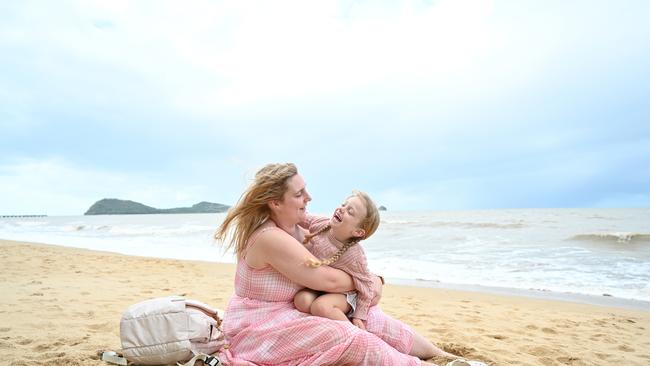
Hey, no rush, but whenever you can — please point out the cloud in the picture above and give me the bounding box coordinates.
[0,0,500,112]
[1,1,649,214]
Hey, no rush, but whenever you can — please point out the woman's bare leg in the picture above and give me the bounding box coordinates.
[410,331,458,359]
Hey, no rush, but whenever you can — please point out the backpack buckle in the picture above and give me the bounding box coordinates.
[204,356,221,366]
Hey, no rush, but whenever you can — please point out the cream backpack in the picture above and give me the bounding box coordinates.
[118,296,226,365]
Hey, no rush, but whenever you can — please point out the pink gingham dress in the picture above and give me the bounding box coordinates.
[217,221,420,366]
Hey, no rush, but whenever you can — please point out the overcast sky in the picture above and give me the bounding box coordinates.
[1,0,649,215]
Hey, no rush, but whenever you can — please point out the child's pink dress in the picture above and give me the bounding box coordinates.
[302,215,376,321]
[217,221,420,365]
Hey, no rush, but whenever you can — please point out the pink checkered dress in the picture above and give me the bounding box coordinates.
[217,222,420,366]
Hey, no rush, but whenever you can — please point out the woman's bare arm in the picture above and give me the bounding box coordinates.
[246,229,355,293]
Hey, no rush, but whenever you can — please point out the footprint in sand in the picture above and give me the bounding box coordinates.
[525,324,538,330]
[32,343,51,352]
[525,345,551,355]
[595,352,610,360]
[50,340,64,347]
[0,327,11,332]
[556,356,581,364]
[16,338,33,345]
[541,327,557,334]
[617,344,634,352]
[30,292,44,296]
[86,322,112,332]
[79,310,95,318]
[590,333,605,339]
[26,351,66,360]
[537,357,555,365]
[488,334,506,340]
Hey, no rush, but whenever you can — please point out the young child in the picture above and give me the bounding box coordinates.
[294,190,482,365]
[293,190,380,330]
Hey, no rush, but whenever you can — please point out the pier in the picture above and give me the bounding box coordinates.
[0,215,47,218]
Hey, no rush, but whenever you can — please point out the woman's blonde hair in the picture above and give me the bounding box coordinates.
[215,163,298,257]
[304,190,380,267]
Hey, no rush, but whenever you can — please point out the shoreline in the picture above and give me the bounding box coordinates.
[2,239,650,365]
[3,236,648,312]
[389,278,650,312]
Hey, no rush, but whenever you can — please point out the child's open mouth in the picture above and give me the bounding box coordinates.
[333,211,342,222]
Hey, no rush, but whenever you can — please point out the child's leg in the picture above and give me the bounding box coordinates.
[310,293,351,322]
[294,289,319,313]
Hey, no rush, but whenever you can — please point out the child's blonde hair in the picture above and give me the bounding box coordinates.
[304,190,380,267]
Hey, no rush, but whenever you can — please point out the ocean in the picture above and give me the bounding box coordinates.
[2,208,649,309]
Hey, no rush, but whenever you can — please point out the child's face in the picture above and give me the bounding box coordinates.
[329,195,367,240]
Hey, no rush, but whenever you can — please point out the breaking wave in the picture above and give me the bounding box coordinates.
[569,232,650,244]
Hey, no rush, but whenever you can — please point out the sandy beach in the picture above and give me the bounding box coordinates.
[1,239,649,366]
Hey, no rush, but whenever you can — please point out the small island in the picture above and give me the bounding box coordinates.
[378,205,387,211]
[84,199,230,215]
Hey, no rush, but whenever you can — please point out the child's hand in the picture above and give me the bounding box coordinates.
[370,275,383,306]
[352,318,366,330]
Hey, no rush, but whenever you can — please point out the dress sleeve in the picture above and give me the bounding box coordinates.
[346,247,375,321]
[301,215,330,250]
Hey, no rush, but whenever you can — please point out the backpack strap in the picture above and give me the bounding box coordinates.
[177,353,221,366]
[184,299,222,326]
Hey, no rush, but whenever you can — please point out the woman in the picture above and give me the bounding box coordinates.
[215,163,456,365]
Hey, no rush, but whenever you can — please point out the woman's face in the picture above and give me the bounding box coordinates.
[276,174,311,224]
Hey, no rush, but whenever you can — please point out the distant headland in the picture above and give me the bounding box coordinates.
[84,199,230,215]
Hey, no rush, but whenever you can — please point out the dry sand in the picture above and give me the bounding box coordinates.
[1,239,649,365]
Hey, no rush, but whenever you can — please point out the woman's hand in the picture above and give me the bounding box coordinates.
[370,274,384,306]
[352,318,366,330]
